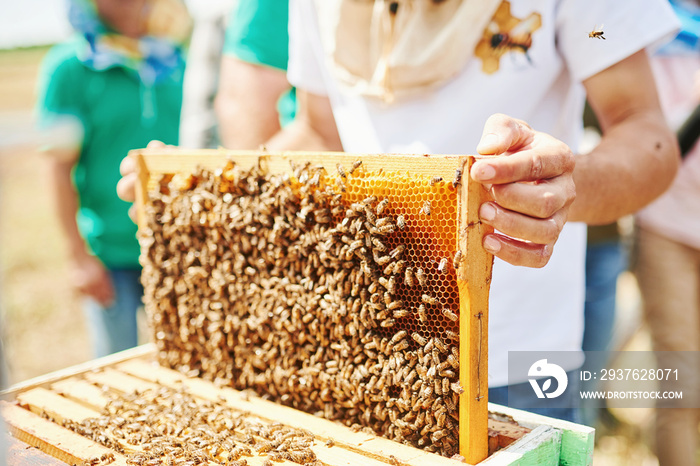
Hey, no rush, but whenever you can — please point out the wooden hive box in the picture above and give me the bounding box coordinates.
[1,345,595,466]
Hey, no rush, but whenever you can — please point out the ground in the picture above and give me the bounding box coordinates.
[0,46,682,465]
[0,46,93,384]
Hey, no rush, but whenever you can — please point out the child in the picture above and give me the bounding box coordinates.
[37,0,190,357]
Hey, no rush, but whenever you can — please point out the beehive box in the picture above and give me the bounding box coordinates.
[133,148,494,463]
[0,148,595,466]
[1,345,594,466]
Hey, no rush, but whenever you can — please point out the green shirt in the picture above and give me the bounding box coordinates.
[37,38,184,268]
[223,0,296,126]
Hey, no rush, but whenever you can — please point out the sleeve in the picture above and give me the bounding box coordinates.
[555,0,680,82]
[286,0,329,96]
[222,0,291,71]
[35,45,85,149]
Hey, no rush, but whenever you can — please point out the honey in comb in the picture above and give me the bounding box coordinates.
[338,167,460,341]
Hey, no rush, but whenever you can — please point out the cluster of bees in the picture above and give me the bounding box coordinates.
[62,386,318,465]
[140,158,466,457]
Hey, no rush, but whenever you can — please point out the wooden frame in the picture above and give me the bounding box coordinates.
[131,147,495,463]
[1,345,594,465]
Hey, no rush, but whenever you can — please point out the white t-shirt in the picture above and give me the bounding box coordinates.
[288,0,678,386]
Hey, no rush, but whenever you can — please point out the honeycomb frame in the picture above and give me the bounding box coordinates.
[132,148,494,463]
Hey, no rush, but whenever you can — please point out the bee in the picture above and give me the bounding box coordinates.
[422,294,437,305]
[437,410,447,428]
[412,332,427,346]
[383,262,396,275]
[382,291,393,305]
[487,13,541,64]
[386,276,396,294]
[434,378,443,396]
[447,353,459,369]
[365,205,377,224]
[450,382,465,395]
[421,200,431,215]
[404,266,415,287]
[389,244,405,259]
[366,280,379,295]
[396,214,407,230]
[363,195,377,205]
[453,249,463,269]
[452,167,463,187]
[588,24,605,40]
[336,177,347,192]
[381,318,396,328]
[435,360,450,372]
[349,159,362,174]
[314,209,331,224]
[289,450,316,463]
[434,337,448,353]
[444,395,457,412]
[391,330,408,345]
[375,216,392,228]
[325,438,335,447]
[373,250,391,266]
[255,441,273,453]
[372,237,387,252]
[445,330,459,341]
[393,309,409,319]
[437,258,448,273]
[393,260,405,274]
[394,340,409,351]
[360,260,370,277]
[429,176,443,186]
[418,304,428,323]
[348,238,363,253]
[431,430,448,443]
[336,163,347,178]
[416,267,427,286]
[309,171,321,186]
[351,202,365,213]
[441,308,458,322]
[376,198,389,215]
[387,299,404,311]
[377,223,396,234]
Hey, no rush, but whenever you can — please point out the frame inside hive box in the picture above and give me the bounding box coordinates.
[0,345,595,466]
[132,148,495,464]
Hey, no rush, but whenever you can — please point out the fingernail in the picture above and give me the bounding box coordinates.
[477,133,500,153]
[480,203,496,222]
[474,163,496,181]
[483,235,501,254]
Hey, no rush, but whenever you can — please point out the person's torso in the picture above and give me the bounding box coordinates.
[290,0,678,385]
[43,41,184,266]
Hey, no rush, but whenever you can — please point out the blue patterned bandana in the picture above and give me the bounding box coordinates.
[68,0,191,85]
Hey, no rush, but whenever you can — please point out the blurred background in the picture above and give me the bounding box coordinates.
[0,1,689,465]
